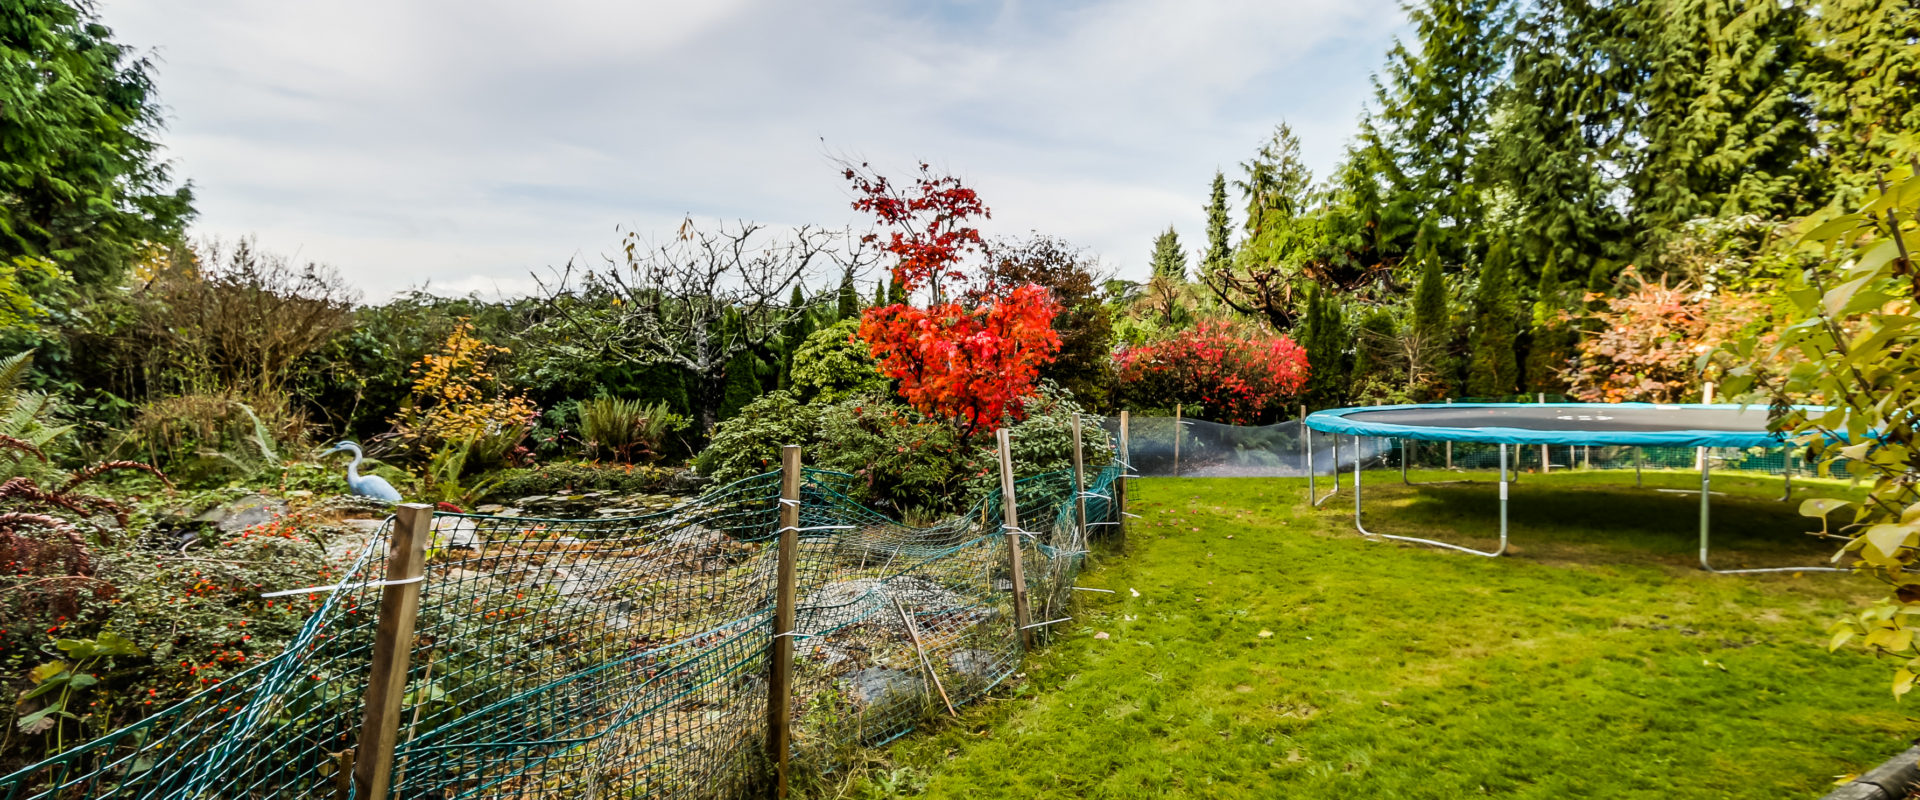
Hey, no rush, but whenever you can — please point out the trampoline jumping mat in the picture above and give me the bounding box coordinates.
[1305,403,1804,448]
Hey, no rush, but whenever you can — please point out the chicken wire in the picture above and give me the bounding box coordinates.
[1,452,1123,800]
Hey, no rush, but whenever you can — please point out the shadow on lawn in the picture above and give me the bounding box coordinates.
[1343,472,1843,571]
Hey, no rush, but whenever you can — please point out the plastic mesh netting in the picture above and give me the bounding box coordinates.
[2,448,1123,800]
[1105,416,1392,478]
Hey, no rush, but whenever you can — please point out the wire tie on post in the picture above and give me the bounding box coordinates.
[1122,512,1142,519]
[776,525,856,534]
[261,575,425,598]
[1070,587,1115,593]
[1020,617,1071,630]
[777,498,801,507]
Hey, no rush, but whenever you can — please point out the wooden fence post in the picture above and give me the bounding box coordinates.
[1070,415,1087,541]
[352,503,431,800]
[996,428,1034,651]
[769,445,801,799]
[1172,403,1182,477]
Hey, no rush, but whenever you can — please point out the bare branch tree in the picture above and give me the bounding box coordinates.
[535,219,877,433]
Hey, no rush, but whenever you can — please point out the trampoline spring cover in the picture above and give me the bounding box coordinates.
[1304,403,1816,449]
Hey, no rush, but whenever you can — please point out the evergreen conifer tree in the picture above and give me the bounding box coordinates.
[835,271,859,319]
[1149,227,1188,282]
[1369,0,1514,264]
[1626,0,1822,244]
[1466,239,1520,397]
[1203,171,1233,278]
[1411,257,1451,397]
[1807,0,1920,203]
[1523,255,1575,392]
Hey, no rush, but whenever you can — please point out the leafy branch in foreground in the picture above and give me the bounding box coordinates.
[1718,162,1920,696]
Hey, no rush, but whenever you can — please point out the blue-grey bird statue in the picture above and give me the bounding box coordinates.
[323,441,403,503]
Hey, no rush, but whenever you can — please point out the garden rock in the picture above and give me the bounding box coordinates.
[844,667,916,706]
[198,494,288,534]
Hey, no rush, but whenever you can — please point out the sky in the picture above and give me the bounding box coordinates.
[103,0,1409,302]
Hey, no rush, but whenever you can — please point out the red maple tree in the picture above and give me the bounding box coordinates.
[845,163,1061,437]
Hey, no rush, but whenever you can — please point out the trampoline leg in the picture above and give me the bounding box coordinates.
[1634,447,1642,487]
[1780,464,1792,503]
[1401,439,1410,485]
[1697,445,1846,574]
[1354,434,1508,558]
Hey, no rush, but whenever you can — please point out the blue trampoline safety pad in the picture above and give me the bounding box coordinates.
[1305,403,1805,448]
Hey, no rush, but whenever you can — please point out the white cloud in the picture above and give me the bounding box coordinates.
[104,0,1405,300]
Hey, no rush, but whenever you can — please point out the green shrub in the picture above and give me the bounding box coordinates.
[692,391,822,484]
[813,393,979,513]
[488,462,676,499]
[790,318,889,404]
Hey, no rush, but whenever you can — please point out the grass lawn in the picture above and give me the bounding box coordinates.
[839,469,1916,799]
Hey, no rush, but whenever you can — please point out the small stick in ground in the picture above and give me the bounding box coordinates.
[891,594,956,717]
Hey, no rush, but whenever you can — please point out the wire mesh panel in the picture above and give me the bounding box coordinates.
[2,449,1124,800]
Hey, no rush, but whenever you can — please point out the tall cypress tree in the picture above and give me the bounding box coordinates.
[1466,239,1520,398]
[1523,255,1575,392]
[1411,257,1451,397]
[777,284,813,390]
[1301,284,1349,407]
[1149,227,1188,282]
[1202,171,1233,279]
[873,279,888,308]
[835,271,859,319]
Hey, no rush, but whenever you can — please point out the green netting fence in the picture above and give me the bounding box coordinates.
[2,447,1126,800]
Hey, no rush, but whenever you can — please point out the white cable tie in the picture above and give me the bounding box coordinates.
[261,575,425,598]
[1077,491,1110,499]
[776,524,856,534]
[772,631,816,640]
[1002,528,1039,537]
[776,498,801,507]
[1070,587,1115,593]
[1087,521,1121,527]
[1021,617,1071,629]
[1122,512,1142,519]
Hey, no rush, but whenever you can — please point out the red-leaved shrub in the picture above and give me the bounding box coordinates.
[1114,323,1310,424]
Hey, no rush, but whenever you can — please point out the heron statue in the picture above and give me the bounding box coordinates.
[322,441,403,503]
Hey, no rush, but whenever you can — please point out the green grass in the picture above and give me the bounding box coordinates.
[840,469,1916,799]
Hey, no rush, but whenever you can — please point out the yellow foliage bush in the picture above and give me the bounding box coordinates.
[392,321,539,462]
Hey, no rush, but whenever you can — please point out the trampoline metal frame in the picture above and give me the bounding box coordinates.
[1344,435,1847,574]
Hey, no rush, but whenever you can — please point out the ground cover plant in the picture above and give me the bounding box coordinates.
[848,473,1908,799]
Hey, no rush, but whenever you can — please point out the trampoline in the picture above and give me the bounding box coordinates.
[1303,402,1844,574]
